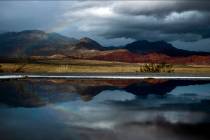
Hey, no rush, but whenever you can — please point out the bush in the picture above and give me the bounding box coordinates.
[139,63,174,73]
[0,65,3,72]
[56,65,72,72]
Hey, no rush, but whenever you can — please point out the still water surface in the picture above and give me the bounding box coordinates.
[0,78,210,140]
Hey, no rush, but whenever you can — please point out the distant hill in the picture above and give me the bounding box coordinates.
[0,30,210,64]
[0,30,78,57]
[124,40,210,56]
[0,30,104,57]
[77,37,105,51]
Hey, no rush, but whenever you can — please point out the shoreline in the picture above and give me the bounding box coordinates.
[1,73,210,80]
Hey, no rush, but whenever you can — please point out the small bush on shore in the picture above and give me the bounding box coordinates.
[56,65,72,72]
[139,63,174,73]
[0,65,2,72]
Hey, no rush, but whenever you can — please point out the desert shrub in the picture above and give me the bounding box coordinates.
[56,65,72,72]
[139,63,174,73]
[0,65,3,72]
[13,57,32,73]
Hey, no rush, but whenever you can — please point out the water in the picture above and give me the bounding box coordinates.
[0,78,210,140]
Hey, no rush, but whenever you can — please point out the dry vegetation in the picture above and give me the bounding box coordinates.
[139,63,174,73]
[0,59,210,74]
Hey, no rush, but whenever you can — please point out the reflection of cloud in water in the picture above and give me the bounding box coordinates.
[47,82,210,132]
[50,91,210,131]
[93,90,136,102]
[1,79,210,140]
[53,102,210,129]
[171,83,210,96]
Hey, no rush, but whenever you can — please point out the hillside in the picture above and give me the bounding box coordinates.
[0,30,210,65]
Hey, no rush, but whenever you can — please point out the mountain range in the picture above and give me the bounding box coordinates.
[0,30,210,64]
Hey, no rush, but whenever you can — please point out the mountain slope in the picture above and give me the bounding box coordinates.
[125,40,210,56]
[0,30,210,65]
[0,30,80,57]
[0,30,104,57]
[90,50,210,64]
[77,37,105,51]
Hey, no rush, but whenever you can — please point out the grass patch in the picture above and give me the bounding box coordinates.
[0,59,210,74]
[139,63,174,73]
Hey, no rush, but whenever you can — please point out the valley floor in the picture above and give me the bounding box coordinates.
[0,59,210,74]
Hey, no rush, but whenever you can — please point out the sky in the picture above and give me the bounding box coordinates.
[0,0,210,51]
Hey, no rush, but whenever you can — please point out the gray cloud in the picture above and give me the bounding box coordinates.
[0,1,210,49]
[113,1,210,16]
[57,1,210,42]
[97,10,210,41]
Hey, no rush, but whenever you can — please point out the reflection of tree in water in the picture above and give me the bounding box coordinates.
[0,79,210,107]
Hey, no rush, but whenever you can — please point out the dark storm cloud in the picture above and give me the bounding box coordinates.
[54,0,210,42]
[90,1,210,42]
[0,0,210,48]
[98,10,210,41]
[113,1,210,16]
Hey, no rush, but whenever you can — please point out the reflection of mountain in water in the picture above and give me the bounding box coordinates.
[125,80,210,96]
[0,79,210,107]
